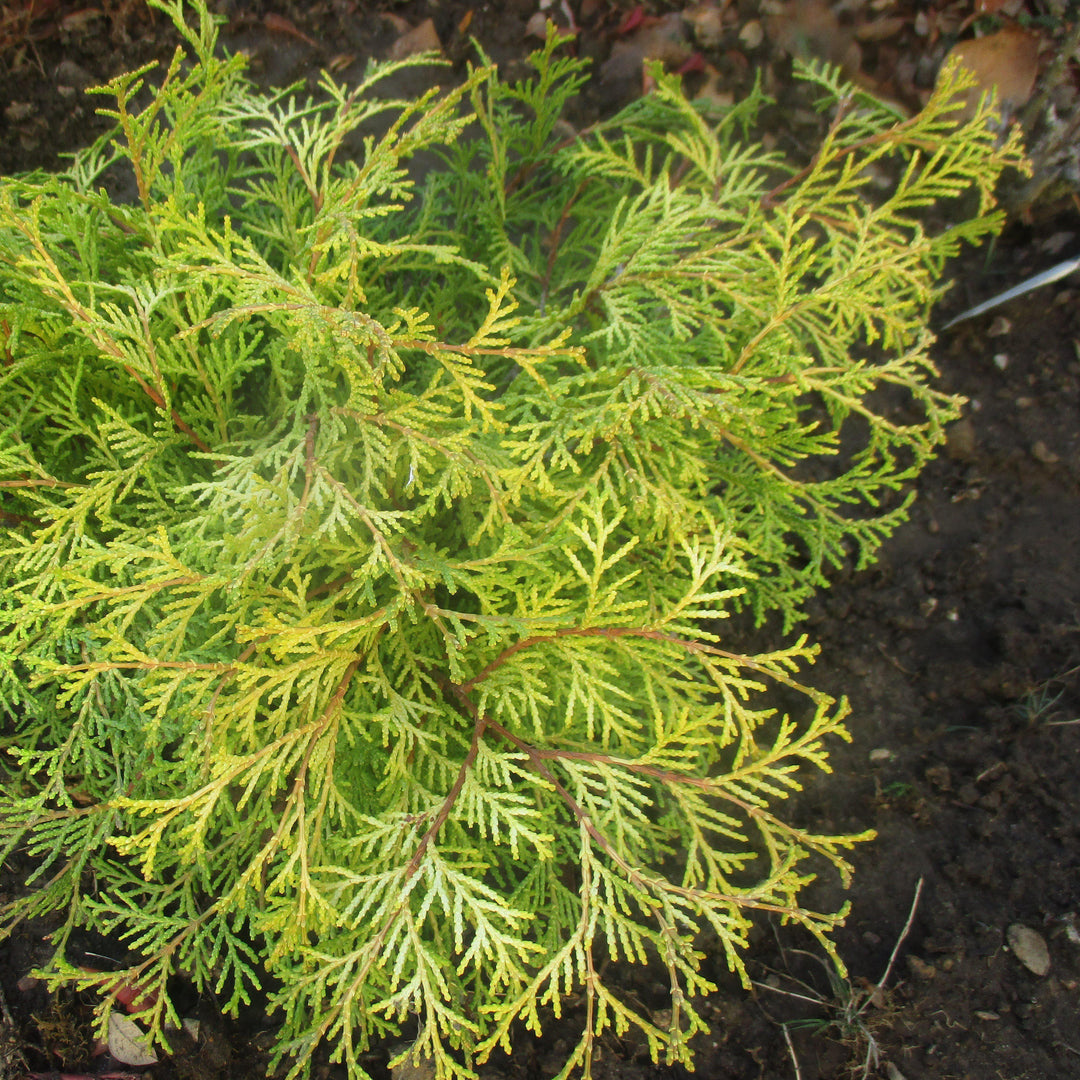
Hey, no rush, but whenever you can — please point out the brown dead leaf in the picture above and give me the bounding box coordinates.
[381,13,411,35]
[3,101,34,122]
[263,12,317,48]
[763,0,861,78]
[78,967,159,1014]
[942,26,1039,120]
[59,8,103,34]
[694,62,735,107]
[327,53,355,73]
[855,16,906,44]
[526,12,551,41]
[389,17,441,60]
[391,1047,436,1080]
[600,12,691,86]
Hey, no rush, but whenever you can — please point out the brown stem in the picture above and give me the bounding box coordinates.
[504,121,599,197]
[542,179,591,303]
[403,707,487,881]
[760,95,941,212]
[460,622,782,694]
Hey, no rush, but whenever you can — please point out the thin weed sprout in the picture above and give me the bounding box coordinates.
[752,879,924,1080]
[1012,665,1080,726]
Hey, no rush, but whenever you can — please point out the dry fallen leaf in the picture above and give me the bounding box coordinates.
[381,13,411,35]
[390,1046,436,1080]
[1006,923,1051,976]
[942,27,1040,120]
[526,12,552,40]
[59,8,103,34]
[601,12,691,88]
[327,53,355,73]
[263,12,318,49]
[763,0,861,78]
[389,18,441,60]
[107,1013,158,1067]
[694,62,735,107]
[78,967,159,1014]
[856,16,906,44]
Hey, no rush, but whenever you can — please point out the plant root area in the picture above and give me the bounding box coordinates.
[1,2,1077,1079]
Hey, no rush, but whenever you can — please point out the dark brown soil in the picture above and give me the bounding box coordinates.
[1,3,1078,1080]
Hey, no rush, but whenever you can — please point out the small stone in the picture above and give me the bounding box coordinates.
[4,101,34,122]
[1006,924,1050,976]
[924,764,951,791]
[739,20,764,49]
[1031,441,1059,464]
[987,315,1012,337]
[945,417,976,461]
[685,2,726,49]
[974,1010,1000,1020]
[957,782,979,805]
[869,747,894,765]
[55,59,95,90]
[1039,230,1074,255]
[1062,913,1080,946]
[526,12,552,39]
[907,955,935,980]
[992,352,1009,370]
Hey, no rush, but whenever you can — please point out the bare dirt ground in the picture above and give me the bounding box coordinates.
[1,3,1077,1079]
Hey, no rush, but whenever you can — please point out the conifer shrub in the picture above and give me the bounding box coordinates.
[0,2,1024,1077]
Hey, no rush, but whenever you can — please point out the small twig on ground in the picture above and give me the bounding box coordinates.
[782,1024,803,1080]
[860,876,924,1019]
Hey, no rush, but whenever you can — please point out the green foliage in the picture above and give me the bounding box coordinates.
[0,3,1024,1077]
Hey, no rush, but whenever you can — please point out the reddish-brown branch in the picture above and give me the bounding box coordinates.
[298,413,319,515]
[542,179,591,300]
[460,625,675,691]
[461,622,778,690]
[482,715,831,918]
[403,708,487,881]
[504,121,599,197]
[760,98,942,212]
[122,362,212,454]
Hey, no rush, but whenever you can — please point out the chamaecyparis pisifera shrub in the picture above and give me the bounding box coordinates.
[0,2,1025,1077]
